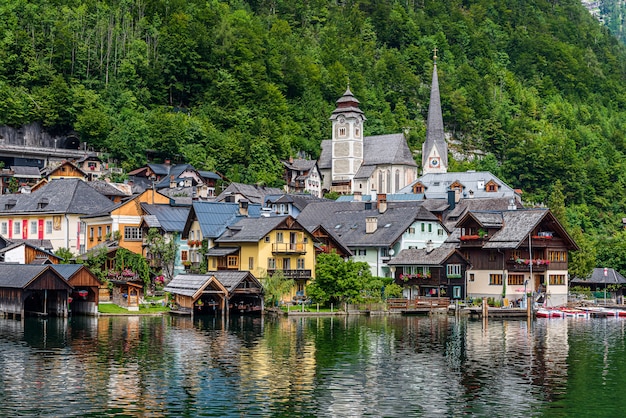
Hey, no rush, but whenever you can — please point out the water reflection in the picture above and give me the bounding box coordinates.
[2,314,626,416]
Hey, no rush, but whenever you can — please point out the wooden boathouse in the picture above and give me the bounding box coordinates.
[52,264,102,316]
[0,264,73,319]
[165,271,264,317]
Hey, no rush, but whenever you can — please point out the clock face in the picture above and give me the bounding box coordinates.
[429,157,440,167]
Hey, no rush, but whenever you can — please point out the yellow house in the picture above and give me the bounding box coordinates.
[81,189,170,254]
[209,215,316,301]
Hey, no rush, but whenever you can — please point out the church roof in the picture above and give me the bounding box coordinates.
[330,86,365,120]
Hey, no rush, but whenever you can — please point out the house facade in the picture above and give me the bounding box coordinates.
[452,208,578,307]
[282,158,323,198]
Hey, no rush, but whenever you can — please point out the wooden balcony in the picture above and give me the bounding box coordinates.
[506,259,549,272]
[272,242,306,254]
[267,269,312,279]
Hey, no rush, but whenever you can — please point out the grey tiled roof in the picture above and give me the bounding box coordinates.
[11,166,41,178]
[154,164,198,189]
[388,244,460,266]
[216,183,283,204]
[571,268,626,284]
[208,270,262,293]
[0,178,116,215]
[0,264,70,289]
[399,171,518,200]
[164,274,222,297]
[297,202,438,247]
[264,194,329,211]
[51,264,86,281]
[216,216,295,243]
[3,239,54,251]
[480,210,548,249]
[141,204,190,232]
[443,197,522,231]
[319,133,417,170]
[88,180,129,197]
[282,158,317,172]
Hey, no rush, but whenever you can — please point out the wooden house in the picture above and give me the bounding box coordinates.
[388,244,470,300]
[452,208,578,306]
[44,160,88,181]
[0,264,73,319]
[164,270,263,316]
[0,241,60,264]
[52,264,102,315]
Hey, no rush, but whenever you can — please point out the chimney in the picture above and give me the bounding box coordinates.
[366,216,378,234]
[354,191,362,202]
[169,175,176,188]
[239,199,249,216]
[508,198,517,211]
[447,190,456,211]
[165,159,171,166]
[289,155,294,164]
[426,239,434,253]
[377,193,387,214]
[469,190,474,199]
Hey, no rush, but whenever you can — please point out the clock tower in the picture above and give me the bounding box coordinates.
[422,50,448,174]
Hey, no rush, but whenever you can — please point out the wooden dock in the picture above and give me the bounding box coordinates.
[466,307,530,319]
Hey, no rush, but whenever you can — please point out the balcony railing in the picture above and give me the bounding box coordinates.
[267,269,312,279]
[272,242,306,254]
[506,259,549,272]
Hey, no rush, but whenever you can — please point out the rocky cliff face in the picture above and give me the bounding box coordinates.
[0,123,80,150]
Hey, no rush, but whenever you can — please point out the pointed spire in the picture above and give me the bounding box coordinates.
[422,52,448,172]
[331,84,365,119]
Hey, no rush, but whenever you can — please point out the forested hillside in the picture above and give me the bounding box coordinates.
[3,0,626,272]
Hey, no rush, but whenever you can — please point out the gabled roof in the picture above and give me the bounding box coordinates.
[388,244,466,266]
[319,134,417,171]
[264,193,329,211]
[453,208,578,250]
[0,178,116,215]
[208,270,263,293]
[44,160,88,178]
[216,183,283,204]
[570,268,626,284]
[0,238,54,251]
[216,216,306,243]
[0,240,59,259]
[11,166,41,178]
[164,274,228,299]
[88,180,130,197]
[282,158,317,172]
[154,164,200,189]
[141,203,190,232]
[297,201,440,248]
[198,170,221,180]
[183,201,259,239]
[0,264,71,289]
[399,171,518,200]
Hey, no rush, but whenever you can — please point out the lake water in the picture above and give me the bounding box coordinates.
[0,313,625,417]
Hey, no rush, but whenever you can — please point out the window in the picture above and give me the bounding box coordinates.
[30,221,37,235]
[304,237,308,244]
[190,231,195,240]
[511,250,522,259]
[488,251,496,262]
[548,251,567,262]
[453,286,461,299]
[249,257,254,270]
[89,227,94,241]
[380,248,389,257]
[489,274,503,285]
[181,251,188,261]
[508,274,525,285]
[469,273,475,282]
[438,229,444,236]
[98,227,102,240]
[13,222,20,235]
[358,249,367,256]
[268,258,276,269]
[46,221,52,234]
[446,264,462,278]
[428,224,432,233]
[276,232,284,243]
[408,227,415,234]
[395,170,400,192]
[227,256,238,268]
[265,236,270,243]
[1,222,7,235]
[212,258,217,268]
[463,251,470,260]
[549,274,566,285]
[297,258,305,269]
[421,223,425,232]
[124,227,142,241]
[106,226,111,236]
[339,127,346,136]
[355,127,360,137]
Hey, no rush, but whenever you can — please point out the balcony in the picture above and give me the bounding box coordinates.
[459,235,486,247]
[268,269,312,279]
[272,242,306,254]
[506,259,550,272]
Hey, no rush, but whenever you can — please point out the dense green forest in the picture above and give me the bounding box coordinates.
[3,0,626,275]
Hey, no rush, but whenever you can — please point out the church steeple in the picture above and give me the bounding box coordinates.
[422,49,448,174]
[330,85,366,192]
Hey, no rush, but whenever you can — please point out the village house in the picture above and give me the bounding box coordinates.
[282,157,323,197]
[449,208,578,306]
[216,182,283,204]
[296,197,449,277]
[0,178,116,254]
[75,155,106,181]
[209,215,316,301]
[388,244,470,300]
[43,160,88,181]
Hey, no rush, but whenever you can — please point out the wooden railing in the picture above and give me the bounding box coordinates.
[387,297,450,311]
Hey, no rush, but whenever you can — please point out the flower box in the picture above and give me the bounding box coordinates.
[460,235,480,241]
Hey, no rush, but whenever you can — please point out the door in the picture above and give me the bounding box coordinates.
[290,232,297,251]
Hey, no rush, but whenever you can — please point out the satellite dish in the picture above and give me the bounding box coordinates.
[389,249,395,256]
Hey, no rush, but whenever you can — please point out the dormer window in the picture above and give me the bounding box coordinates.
[485,180,499,192]
[5,199,16,210]
[37,198,49,209]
